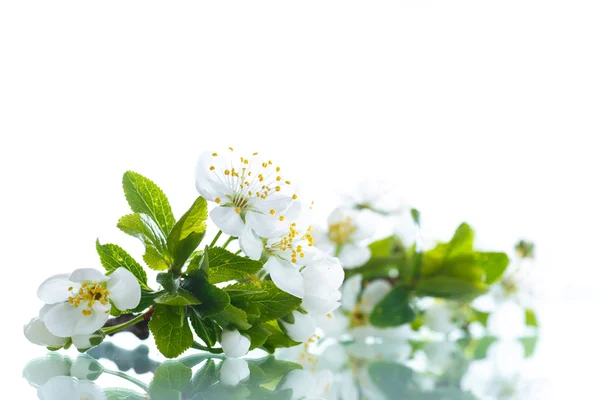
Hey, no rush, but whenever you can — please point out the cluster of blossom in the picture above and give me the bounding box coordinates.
[24,268,141,351]
[195,148,344,345]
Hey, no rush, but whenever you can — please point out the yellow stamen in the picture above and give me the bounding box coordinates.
[215,197,221,204]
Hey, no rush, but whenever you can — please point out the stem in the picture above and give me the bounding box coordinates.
[104,369,149,392]
[192,341,224,354]
[103,313,146,335]
[223,236,236,249]
[234,250,242,255]
[209,230,223,247]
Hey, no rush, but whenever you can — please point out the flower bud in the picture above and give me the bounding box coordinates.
[219,358,250,387]
[70,354,104,381]
[23,354,72,388]
[220,329,250,358]
[72,331,105,352]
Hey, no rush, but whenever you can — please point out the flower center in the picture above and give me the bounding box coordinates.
[270,223,314,263]
[350,306,368,327]
[328,217,356,245]
[67,282,110,316]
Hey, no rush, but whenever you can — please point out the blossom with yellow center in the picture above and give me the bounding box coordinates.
[37,267,141,337]
[195,148,297,237]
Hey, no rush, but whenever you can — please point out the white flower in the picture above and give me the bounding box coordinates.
[23,354,72,388]
[37,376,105,400]
[220,329,251,358]
[37,268,141,337]
[195,149,297,237]
[279,369,334,400]
[281,311,317,343]
[24,306,105,351]
[423,304,455,334]
[301,257,344,315]
[219,358,250,387]
[313,208,374,268]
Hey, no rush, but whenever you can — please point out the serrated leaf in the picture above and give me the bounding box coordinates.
[206,247,263,284]
[149,305,193,358]
[122,171,176,239]
[244,323,272,350]
[142,245,170,271]
[261,321,300,353]
[167,196,208,270]
[157,272,181,293]
[96,241,148,287]
[189,310,220,347]
[213,304,252,330]
[183,271,230,316]
[155,290,202,306]
[117,213,171,271]
[370,286,416,327]
[227,281,302,323]
[149,361,192,399]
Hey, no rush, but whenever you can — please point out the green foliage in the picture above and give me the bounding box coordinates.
[205,247,263,284]
[525,309,538,327]
[519,336,539,357]
[117,213,170,271]
[261,321,301,353]
[213,304,252,331]
[370,286,416,327]
[227,281,302,323]
[96,241,148,287]
[244,323,272,350]
[189,310,220,348]
[187,359,217,394]
[183,270,230,316]
[368,361,415,398]
[416,277,488,301]
[149,360,192,400]
[167,196,208,270]
[122,171,176,239]
[154,290,202,306]
[149,305,193,358]
[104,389,148,400]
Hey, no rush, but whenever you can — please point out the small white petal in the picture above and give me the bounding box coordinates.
[210,206,245,237]
[23,354,71,388]
[359,279,392,313]
[311,370,334,398]
[340,274,362,312]
[339,244,371,269]
[245,211,288,239]
[44,302,109,337]
[252,195,292,215]
[280,370,315,400]
[281,311,316,342]
[305,257,344,290]
[76,380,106,400]
[239,226,264,260]
[37,274,74,304]
[69,268,108,283]
[195,151,229,201]
[220,329,250,358]
[37,376,78,400]
[220,358,250,386]
[24,317,68,348]
[72,331,104,351]
[264,257,304,299]
[107,267,141,310]
[338,370,360,400]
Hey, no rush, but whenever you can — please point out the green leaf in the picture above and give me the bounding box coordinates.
[416,277,488,301]
[525,309,538,327]
[244,323,272,350]
[122,171,176,239]
[105,388,148,400]
[369,286,416,327]
[472,336,498,360]
[167,196,208,270]
[149,361,192,399]
[475,252,510,284]
[227,281,302,322]
[446,223,475,257]
[369,236,399,258]
[472,309,490,327]
[189,310,220,347]
[206,247,263,284]
[213,304,252,330]
[157,272,181,293]
[261,321,301,353]
[187,359,218,394]
[183,271,230,316]
[117,213,171,271]
[519,336,538,357]
[155,290,202,306]
[368,361,414,398]
[96,241,148,287]
[130,288,162,313]
[410,208,421,226]
[254,356,302,381]
[149,305,193,358]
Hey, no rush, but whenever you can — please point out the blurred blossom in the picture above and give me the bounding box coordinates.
[37,376,105,400]
[219,357,250,387]
[23,354,72,388]
[342,180,406,216]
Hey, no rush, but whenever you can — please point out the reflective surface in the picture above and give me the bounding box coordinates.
[22,333,545,400]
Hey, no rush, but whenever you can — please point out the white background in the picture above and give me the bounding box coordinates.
[1,1,599,397]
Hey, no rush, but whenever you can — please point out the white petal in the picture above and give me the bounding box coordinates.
[23,354,71,388]
[316,311,349,339]
[245,211,288,239]
[76,380,106,400]
[239,226,264,260]
[339,244,371,269]
[39,304,57,321]
[302,292,340,315]
[220,358,250,386]
[319,342,349,371]
[310,370,334,398]
[107,267,141,310]
[280,311,316,342]
[280,370,315,400]
[304,257,344,290]
[264,257,304,299]
[359,279,392,313]
[69,268,108,283]
[338,370,360,400]
[327,207,349,226]
[252,195,292,215]
[312,229,336,256]
[44,302,109,337]
[210,206,245,237]
[195,151,229,201]
[24,317,68,348]
[37,274,74,304]
[70,355,103,381]
[72,332,105,351]
[220,329,250,358]
[340,274,362,312]
[37,376,78,400]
